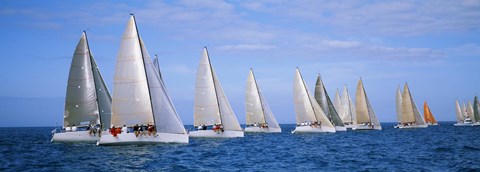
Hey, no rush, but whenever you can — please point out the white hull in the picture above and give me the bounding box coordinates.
[344,124,357,129]
[427,123,438,126]
[335,126,347,131]
[353,124,381,130]
[453,122,480,126]
[189,130,244,138]
[244,127,281,133]
[97,132,188,146]
[394,124,428,129]
[51,131,99,143]
[291,126,336,133]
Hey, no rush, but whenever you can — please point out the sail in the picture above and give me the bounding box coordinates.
[455,100,464,122]
[88,45,112,130]
[140,39,186,134]
[424,101,437,124]
[355,79,381,129]
[333,89,341,112]
[213,70,242,131]
[63,32,100,128]
[111,16,154,127]
[475,96,480,122]
[293,69,333,128]
[405,84,426,125]
[259,91,281,129]
[245,69,266,125]
[194,48,221,126]
[396,86,402,124]
[401,83,416,123]
[468,101,475,122]
[462,102,467,117]
[153,55,163,80]
[314,75,344,127]
[339,85,355,124]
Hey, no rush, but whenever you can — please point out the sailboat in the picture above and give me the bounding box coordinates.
[454,99,475,126]
[189,47,244,138]
[51,31,112,143]
[354,78,382,130]
[244,69,281,133]
[333,89,341,112]
[97,15,188,145]
[292,68,335,133]
[314,74,346,131]
[423,101,438,125]
[473,96,480,125]
[338,85,357,129]
[395,86,402,127]
[394,83,428,129]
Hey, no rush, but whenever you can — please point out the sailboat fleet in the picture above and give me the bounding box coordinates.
[52,14,472,145]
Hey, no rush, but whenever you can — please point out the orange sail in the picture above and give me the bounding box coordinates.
[424,101,438,125]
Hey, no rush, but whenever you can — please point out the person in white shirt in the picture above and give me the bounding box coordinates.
[71,125,77,132]
[121,125,128,134]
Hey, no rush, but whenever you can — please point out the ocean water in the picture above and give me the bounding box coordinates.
[1,122,479,171]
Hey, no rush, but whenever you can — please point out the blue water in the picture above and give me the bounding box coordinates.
[1,122,479,171]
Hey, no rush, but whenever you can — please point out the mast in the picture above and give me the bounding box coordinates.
[205,47,223,125]
[250,68,267,124]
[132,14,156,126]
[298,68,320,123]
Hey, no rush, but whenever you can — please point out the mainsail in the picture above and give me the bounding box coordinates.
[423,101,437,124]
[293,68,333,128]
[355,78,381,129]
[245,69,280,128]
[111,15,186,135]
[396,86,402,124]
[314,75,345,127]
[194,47,242,131]
[339,85,356,124]
[467,101,475,122]
[63,31,112,130]
[333,89,341,112]
[401,83,426,125]
[455,100,464,123]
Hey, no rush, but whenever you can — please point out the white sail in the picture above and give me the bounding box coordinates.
[339,85,356,124]
[396,86,402,124]
[111,16,154,127]
[468,101,475,122]
[462,102,467,117]
[293,68,334,128]
[245,69,265,125]
[194,48,221,126]
[455,100,464,123]
[355,78,381,129]
[333,89,341,115]
[401,83,426,126]
[140,39,186,134]
[259,91,281,129]
[89,47,112,131]
[194,48,241,131]
[64,32,102,128]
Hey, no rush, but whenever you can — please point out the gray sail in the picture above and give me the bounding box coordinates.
[474,96,480,122]
[314,75,344,127]
[64,32,108,128]
[89,47,112,131]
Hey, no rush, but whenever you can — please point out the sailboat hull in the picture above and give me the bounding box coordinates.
[353,124,382,130]
[335,126,347,131]
[189,130,244,138]
[344,124,357,129]
[453,122,480,126]
[393,124,428,129]
[51,131,99,143]
[291,126,335,133]
[244,127,281,133]
[97,132,189,146]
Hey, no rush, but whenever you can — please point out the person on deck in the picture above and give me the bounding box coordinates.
[133,124,139,137]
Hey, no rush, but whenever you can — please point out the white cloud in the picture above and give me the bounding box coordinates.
[216,44,276,51]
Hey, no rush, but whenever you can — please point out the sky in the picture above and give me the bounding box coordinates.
[1,0,480,127]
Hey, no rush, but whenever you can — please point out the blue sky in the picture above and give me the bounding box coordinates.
[1,0,480,127]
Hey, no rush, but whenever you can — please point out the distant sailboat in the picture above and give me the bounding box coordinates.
[354,78,381,130]
[314,74,346,131]
[292,68,335,133]
[244,69,281,133]
[454,99,475,126]
[97,14,188,145]
[52,31,112,143]
[423,101,438,126]
[189,47,244,138]
[474,96,480,125]
[395,86,402,127]
[394,83,427,129]
[333,89,341,112]
[338,85,357,129]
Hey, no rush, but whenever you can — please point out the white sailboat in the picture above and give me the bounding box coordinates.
[244,69,281,133]
[354,78,382,130]
[394,83,427,129]
[454,99,474,126]
[333,89,341,112]
[97,15,188,145]
[314,74,346,131]
[292,68,335,133]
[189,47,244,138]
[338,85,357,129]
[51,31,112,143]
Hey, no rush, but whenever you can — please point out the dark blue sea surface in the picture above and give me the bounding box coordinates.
[1,122,480,171]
